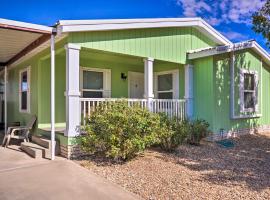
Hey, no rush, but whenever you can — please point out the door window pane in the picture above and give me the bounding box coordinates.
[83,71,103,90]
[158,74,172,91]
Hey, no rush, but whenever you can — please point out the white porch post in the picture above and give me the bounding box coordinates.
[144,57,154,111]
[65,44,81,137]
[4,66,7,134]
[50,35,56,160]
[185,64,194,119]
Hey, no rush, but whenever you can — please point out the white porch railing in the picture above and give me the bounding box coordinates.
[80,98,187,125]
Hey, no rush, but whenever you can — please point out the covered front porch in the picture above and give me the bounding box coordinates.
[63,44,194,137]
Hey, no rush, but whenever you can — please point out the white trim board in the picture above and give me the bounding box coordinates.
[57,18,231,45]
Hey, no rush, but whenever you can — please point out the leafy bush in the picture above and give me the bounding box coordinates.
[80,101,162,160]
[187,119,210,145]
[158,115,210,150]
[157,113,190,151]
[80,100,210,160]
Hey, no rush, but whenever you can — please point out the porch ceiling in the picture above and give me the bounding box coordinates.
[0,18,52,66]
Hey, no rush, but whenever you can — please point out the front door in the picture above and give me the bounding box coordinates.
[128,72,144,98]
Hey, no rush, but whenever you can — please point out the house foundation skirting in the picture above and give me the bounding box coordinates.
[60,144,89,159]
[208,125,270,141]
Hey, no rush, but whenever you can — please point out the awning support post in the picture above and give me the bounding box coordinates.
[50,34,55,160]
[4,66,7,134]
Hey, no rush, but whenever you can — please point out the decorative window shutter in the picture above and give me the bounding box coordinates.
[239,69,245,112]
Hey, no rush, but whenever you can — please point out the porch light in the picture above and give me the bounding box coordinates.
[121,73,127,80]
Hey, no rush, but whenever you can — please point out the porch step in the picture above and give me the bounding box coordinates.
[20,142,50,159]
[32,135,60,155]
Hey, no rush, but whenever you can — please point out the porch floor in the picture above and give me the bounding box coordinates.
[39,127,65,134]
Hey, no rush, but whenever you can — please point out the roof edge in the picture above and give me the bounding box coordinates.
[57,17,231,45]
[187,40,270,65]
[0,18,52,34]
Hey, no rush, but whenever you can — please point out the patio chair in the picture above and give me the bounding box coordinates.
[2,115,37,147]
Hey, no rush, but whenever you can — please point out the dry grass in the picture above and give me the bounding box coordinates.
[78,133,270,200]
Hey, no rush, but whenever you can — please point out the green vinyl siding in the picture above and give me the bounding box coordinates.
[69,27,216,64]
[7,39,67,132]
[37,55,66,126]
[261,62,270,125]
[212,50,270,133]
[193,56,214,130]
[7,58,38,128]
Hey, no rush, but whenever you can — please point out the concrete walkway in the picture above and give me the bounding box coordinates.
[0,147,139,200]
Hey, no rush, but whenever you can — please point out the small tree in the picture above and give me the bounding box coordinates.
[252,0,270,46]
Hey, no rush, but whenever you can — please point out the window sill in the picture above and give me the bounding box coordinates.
[19,110,30,114]
[233,114,262,119]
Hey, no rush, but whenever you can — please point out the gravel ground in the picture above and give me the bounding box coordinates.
[78,133,270,200]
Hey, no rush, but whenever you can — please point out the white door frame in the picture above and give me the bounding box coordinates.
[128,71,144,98]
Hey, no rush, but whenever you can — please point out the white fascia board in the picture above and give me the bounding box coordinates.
[196,20,232,45]
[0,18,52,33]
[58,18,203,25]
[58,18,231,45]
[253,41,270,64]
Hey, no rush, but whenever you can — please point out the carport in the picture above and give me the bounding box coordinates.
[0,18,56,159]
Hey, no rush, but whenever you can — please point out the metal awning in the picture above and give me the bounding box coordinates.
[0,18,56,160]
[0,18,52,66]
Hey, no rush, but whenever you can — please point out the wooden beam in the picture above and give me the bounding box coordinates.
[6,34,51,66]
[0,23,51,34]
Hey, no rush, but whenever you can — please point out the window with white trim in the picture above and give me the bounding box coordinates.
[240,69,258,112]
[81,68,111,98]
[154,70,179,99]
[19,67,30,113]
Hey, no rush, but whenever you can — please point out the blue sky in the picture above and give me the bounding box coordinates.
[1,0,268,50]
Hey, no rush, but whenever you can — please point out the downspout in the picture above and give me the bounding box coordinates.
[229,51,235,119]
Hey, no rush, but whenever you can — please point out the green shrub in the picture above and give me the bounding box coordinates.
[157,115,210,150]
[80,101,162,160]
[187,119,210,145]
[157,113,190,151]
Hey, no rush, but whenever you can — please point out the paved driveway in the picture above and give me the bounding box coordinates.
[0,147,139,200]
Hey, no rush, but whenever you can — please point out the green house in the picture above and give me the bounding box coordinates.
[1,18,270,159]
